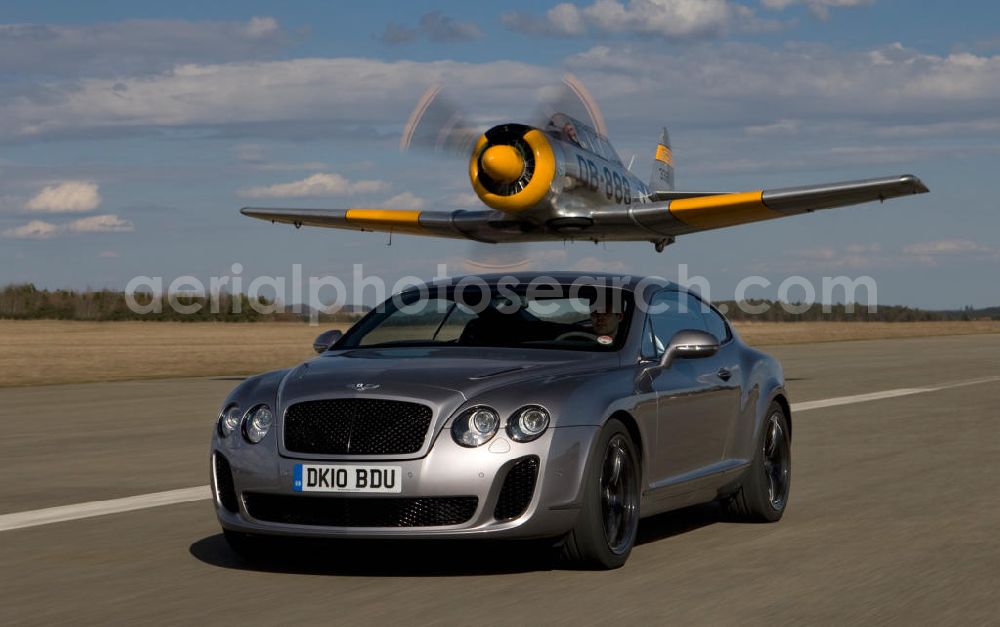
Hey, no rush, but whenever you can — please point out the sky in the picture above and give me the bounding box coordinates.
[1,0,999,309]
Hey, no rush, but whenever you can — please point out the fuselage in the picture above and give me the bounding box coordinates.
[469,115,653,227]
[551,134,654,214]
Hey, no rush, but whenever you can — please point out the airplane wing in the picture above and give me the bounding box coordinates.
[613,174,929,237]
[239,207,523,242]
[242,174,928,247]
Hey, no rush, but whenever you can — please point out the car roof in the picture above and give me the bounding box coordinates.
[417,271,688,304]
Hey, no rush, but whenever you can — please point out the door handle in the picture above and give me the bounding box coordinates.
[717,368,732,381]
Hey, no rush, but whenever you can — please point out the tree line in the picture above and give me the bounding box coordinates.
[0,284,365,323]
[715,300,999,322]
[0,283,995,323]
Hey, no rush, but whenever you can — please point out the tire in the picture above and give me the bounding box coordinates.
[722,401,791,522]
[559,419,641,569]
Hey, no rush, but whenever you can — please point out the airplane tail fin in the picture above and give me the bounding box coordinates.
[649,128,674,192]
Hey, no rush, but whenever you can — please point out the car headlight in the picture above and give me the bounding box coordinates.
[242,404,273,444]
[451,406,500,447]
[218,404,241,438]
[507,405,550,442]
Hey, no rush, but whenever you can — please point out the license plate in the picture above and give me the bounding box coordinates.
[293,464,402,493]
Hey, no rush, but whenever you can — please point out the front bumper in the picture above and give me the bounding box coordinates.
[211,424,598,540]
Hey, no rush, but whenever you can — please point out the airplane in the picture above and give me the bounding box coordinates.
[241,76,928,253]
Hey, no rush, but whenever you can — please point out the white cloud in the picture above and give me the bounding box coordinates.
[445,192,482,208]
[902,239,994,255]
[245,16,279,38]
[2,219,60,239]
[2,213,133,239]
[24,180,101,213]
[503,0,782,39]
[560,41,1000,164]
[547,4,588,35]
[66,214,134,233]
[0,17,287,77]
[571,255,629,272]
[4,41,1000,181]
[761,0,874,19]
[745,118,800,136]
[382,192,426,210]
[790,246,837,260]
[753,243,892,272]
[239,173,389,198]
[3,57,552,140]
[755,239,996,273]
[846,243,881,254]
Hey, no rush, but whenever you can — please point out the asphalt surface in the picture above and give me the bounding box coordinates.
[2,335,999,625]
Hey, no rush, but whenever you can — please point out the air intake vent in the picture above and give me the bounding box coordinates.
[213,453,238,513]
[243,493,478,528]
[494,456,539,521]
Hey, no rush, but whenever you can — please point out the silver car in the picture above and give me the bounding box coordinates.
[211,272,791,569]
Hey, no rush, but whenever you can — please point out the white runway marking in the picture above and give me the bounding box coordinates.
[0,486,210,532]
[2,374,998,533]
[791,375,1000,413]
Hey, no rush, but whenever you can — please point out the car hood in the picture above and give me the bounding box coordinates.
[277,346,617,406]
[269,346,620,460]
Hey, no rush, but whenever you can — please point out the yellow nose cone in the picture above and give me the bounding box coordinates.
[481,145,524,184]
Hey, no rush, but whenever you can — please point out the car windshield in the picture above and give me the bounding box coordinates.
[338,284,633,352]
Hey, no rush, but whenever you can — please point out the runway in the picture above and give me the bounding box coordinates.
[2,335,999,624]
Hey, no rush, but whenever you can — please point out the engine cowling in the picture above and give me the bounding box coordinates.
[469,124,556,214]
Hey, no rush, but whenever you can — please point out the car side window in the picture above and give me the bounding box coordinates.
[701,303,732,343]
[434,303,477,343]
[647,290,708,349]
[640,316,663,359]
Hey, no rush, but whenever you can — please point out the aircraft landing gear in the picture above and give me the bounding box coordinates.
[653,237,675,253]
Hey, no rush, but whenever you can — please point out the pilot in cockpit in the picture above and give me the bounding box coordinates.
[549,113,581,147]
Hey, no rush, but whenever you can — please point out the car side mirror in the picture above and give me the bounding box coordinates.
[659,329,720,369]
[312,329,343,354]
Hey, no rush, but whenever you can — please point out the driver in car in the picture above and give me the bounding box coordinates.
[589,300,623,345]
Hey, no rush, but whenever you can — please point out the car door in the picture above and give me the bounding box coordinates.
[698,300,744,464]
[646,289,737,487]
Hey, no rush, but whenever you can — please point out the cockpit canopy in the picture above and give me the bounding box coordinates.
[546,113,621,165]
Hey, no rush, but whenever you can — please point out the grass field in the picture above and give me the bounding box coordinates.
[2,319,999,387]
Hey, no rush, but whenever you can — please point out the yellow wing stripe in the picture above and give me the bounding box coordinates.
[668,191,781,229]
[344,209,428,235]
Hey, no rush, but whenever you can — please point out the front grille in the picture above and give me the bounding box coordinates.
[243,493,478,527]
[494,456,539,521]
[284,399,433,455]
[213,453,238,513]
